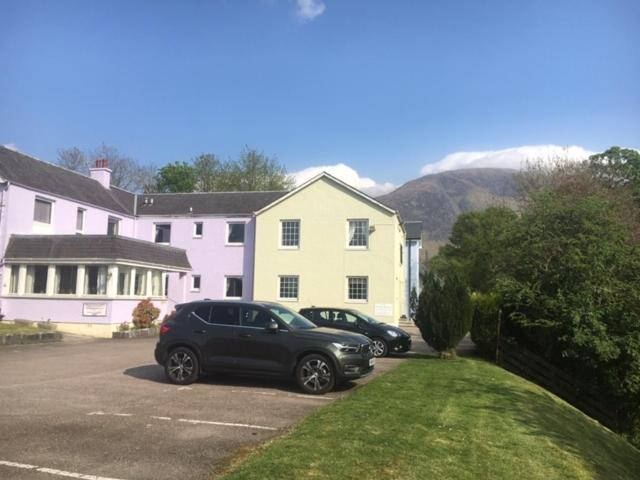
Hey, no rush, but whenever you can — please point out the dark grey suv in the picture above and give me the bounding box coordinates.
[154,300,375,394]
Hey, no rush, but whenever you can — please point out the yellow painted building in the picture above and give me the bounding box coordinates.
[253,173,406,325]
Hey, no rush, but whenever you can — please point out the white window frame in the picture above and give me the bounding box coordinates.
[107,216,121,236]
[347,219,369,249]
[224,276,243,299]
[154,223,171,245]
[193,222,203,239]
[33,197,54,226]
[190,274,201,292]
[226,222,246,246]
[346,276,368,303]
[278,275,299,302]
[279,219,301,249]
[76,208,85,233]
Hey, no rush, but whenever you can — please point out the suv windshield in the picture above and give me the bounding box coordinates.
[349,310,381,325]
[269,305,317,330]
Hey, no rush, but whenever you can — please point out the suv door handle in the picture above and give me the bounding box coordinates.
[239,332,252,338]
[194,329,207,334]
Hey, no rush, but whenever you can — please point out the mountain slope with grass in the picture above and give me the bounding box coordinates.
[219,357,640,480]
[379,168,519,257]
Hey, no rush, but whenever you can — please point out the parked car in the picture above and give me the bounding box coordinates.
[299,307,412,357]
[155,300,375,394]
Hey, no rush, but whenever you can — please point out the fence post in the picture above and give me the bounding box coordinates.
[495,308,502,363]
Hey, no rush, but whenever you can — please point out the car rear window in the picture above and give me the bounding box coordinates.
[210,305,240,326]
[192,305,211,322]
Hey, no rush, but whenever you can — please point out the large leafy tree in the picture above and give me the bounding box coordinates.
[430,207,517,293]
[588,146,640,200]
[153,162,198,193]
[221,148,295,191]
[148,148,294,193]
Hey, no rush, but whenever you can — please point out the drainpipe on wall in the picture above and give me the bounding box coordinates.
[0,179,8,317]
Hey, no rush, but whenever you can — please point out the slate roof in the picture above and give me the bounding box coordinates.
[404,221,423,240]
[4,235,191,270]
[0,146,135,215]
[136,191,288,216]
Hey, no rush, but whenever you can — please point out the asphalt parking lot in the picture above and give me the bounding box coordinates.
[0,330,428,480]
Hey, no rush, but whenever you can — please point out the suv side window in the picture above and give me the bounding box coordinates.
[300,309,314,321]
[210,305,240,326]
[318,310,339,324]
[241,307,273,329]
[192,305,212,323]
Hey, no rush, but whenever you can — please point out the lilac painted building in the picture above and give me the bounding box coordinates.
[0,147,283,336]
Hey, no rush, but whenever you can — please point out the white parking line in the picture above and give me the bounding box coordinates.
[231,389,277,396]
[229,388,334,401]
[86,412,278,431]
[177,418,278,431]
[0,460,126,480]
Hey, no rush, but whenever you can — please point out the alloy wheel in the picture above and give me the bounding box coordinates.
[300,358,332,392]
[372,339,386,357]
[167,351,194,382]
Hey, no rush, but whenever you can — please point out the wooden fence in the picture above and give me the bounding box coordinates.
[496,338,619,431]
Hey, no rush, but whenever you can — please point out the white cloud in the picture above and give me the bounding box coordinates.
[420,145,595,176]
[2,143,18,151]
[292,163,396,196]
[296,0,326,21]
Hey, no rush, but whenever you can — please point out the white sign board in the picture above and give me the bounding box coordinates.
[83,303,108,317]
[374,304,393,317]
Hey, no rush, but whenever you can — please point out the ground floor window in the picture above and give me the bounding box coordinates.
[55,266,77,294]
[25,265,48,294]
[134,270,147,296]
[84,265,108,295]
[225,277,243,298]
[8,265,19,294]
[279,276,299,300]
[118,267,131,295]
[347,276,368,301]
[152,271,163,296]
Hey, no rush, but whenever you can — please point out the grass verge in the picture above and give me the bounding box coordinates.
[0,323,45,335]
[219,357,640,480]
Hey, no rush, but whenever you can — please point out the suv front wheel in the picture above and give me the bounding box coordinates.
[165,347,200,385]
[296,354,335,394]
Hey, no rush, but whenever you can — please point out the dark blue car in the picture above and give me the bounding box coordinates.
[299,307,412,357]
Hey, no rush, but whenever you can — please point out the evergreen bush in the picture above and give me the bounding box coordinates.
[415,272,472,358]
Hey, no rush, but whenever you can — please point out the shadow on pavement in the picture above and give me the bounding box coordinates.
[123,364,359,394]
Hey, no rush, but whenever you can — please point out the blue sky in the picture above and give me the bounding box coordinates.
[1,0,638,193]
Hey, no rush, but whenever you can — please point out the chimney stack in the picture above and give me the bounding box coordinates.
[90,158,112,189]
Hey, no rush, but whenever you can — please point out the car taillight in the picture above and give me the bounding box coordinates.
[160,324,171,335]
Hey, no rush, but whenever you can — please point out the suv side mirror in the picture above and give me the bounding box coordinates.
[266,319,279,334]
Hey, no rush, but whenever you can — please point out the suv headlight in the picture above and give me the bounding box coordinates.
[386,330,399,338]
[332,342,360,353]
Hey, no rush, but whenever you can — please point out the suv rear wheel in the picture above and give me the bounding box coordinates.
[296,354,335,394]
[165,347,199,385]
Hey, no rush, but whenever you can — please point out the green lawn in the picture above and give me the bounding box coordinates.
[219,357,640,480]
[0,323,45,335]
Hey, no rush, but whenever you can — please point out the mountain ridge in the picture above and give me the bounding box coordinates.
[379,167,520,258]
